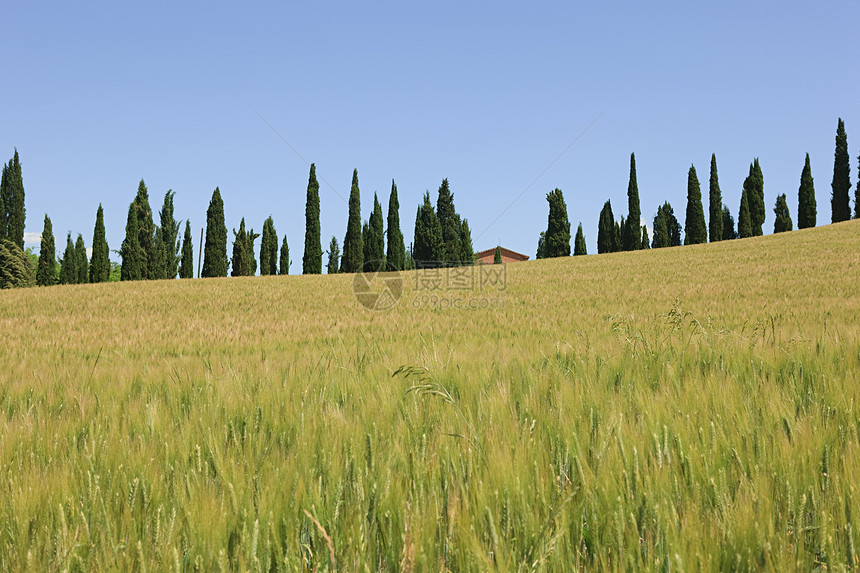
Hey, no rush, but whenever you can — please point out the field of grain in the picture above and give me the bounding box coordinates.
[1,220,859,571]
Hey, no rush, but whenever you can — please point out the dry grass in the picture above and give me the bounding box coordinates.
[1,220,859,571]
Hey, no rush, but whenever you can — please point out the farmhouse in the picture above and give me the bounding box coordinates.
[475,246,529,264]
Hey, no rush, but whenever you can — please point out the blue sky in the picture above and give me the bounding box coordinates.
[5,1,858,267]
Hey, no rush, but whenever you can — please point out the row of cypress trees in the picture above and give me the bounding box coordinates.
[537,118,858,259]
[12,116,860,286]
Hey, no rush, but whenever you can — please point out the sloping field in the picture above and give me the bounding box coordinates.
[1,221,859,571]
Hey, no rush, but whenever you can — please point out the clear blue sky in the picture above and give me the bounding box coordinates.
[5,1,858,266]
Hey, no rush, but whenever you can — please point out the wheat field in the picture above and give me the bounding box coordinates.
[1,221,859,571]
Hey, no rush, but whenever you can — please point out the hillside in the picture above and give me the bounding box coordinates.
[1,221,859,570]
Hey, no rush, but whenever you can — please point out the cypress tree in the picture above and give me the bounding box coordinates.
[75,234,88,284]
[536,232,546,259]
[544,188,571,258]
[121,202,143,281]
[614,217,624,253]
[856,154,860,219]
[157,190,181,279]
[279,235,290,275]
[202,187,228,277]
[738,189,753,239]
[259,218,271,276]
[652,207,669,248]
[260,216,278,276]
[413,191,443,268]
[36,215,56,286]
[0,239,35,288]
[722,205,737,240]
[386,180,405,271]
[623,153,641,251]
[743,160,765,235]
[405,242,415,270]
[1,150,26,249]
[179,221,194,279]
[652,202,681,248]
[797,153,817,229]
[341,169,363,273]
[597,201,615,254]
[459,219,474,265]
[132,180,155,278]
[773,194,793,233]
[302,163,322,274]
[494,246,502,264]
[436,179,461,266]
[708,154,723,242]
[831,118,851,222]
[59,233,77,285]
[326,236,340,274]
[363,193,385,272]
[641,225,649,249]
[231,219,259,277]
[0,168,4,241]
[90,204,110,283]
[361,221,370,270]
[574,223,587,255]
[684,165,707,245]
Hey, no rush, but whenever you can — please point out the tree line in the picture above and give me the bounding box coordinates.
[535,118,858,259]
[1,117,858,289]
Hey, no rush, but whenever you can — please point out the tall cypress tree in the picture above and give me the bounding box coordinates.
[797,153,817,229]
[386,180,405,271]
[0,150,26,249]
[684,165,707,245]
[436,179,462,266]
[459,218,474,265]
[744,159,766,235]
[573,223,587,255]
[831,118,851,222]
[74,234,88,284]
[0,166,5,241]
[856,154,860,219]
[623,153,641,251]
[157,190,181,279]
[708,154,723,242]
[326,236,340,274]
[544,188,571,258]
[773,194,793,233]
[132,180,155,279]
[90,204,110,283]
[202,187,228,277]
[722,205,736,240]
[302,163,322,274]
[363,193,385,272]
[738,189,753,239]
[121,202,143,281]
[597,200,615,254]
[279,235,290,275]
[59,233,77,285]
[341,169,363,273]
[179,221,194,279]
[260,216,278,276]
[413,191,443,267]
[36,215,56,286]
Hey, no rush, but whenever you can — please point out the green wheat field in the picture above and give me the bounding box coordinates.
[2,221,859,571]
